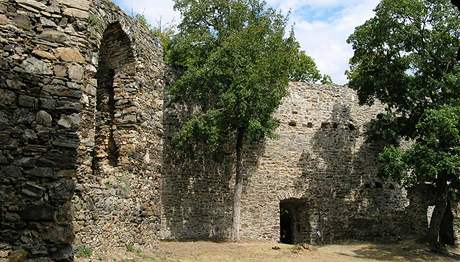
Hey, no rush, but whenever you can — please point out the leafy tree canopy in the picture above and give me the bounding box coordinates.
[167,0,299,150]
[289,50,333,84]
[348,0,460,138]
[379,106,460,188]
[166,0,326,240]
[347,0,460,250]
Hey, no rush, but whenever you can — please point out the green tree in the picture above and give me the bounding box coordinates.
[290,50,321,83]
[347,0,460,251]
[167,0,298,240]
[134,14,176,51]
[151,18,176,51]
[289,50,334,84]
[320,74,333,85]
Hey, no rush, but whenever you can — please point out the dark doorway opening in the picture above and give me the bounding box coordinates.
[280,204,294,244]
[280,198,309,244]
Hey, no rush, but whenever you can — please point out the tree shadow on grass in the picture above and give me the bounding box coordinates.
[335,241,460,261]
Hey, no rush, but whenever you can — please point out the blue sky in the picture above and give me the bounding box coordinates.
[114,0,380,84]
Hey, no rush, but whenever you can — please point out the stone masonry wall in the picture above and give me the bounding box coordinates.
[73,0,165,254]
[0,0,165,259]
[162,83,428,243]
[239,83,413,243]
[1,0,458,259]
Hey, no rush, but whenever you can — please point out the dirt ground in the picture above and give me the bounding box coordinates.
[76,240,460,262]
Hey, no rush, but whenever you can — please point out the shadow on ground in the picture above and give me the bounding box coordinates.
[334,241,460,261]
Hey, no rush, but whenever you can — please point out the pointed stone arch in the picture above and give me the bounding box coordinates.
[94,22,136,170]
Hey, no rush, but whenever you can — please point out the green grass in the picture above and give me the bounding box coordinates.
[126,243,136,253]
[75,245,92,258]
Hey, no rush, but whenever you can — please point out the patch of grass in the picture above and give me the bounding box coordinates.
[88,13,103,28]
[126,243,144,256]
[75,244,92,258]
[126,243,135,253]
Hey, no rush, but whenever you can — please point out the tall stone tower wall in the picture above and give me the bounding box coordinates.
[239,83,412,242]
[0,0,165,259]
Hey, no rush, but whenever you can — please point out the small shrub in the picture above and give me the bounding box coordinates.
[125,243,144,256]
[126,243,135,252]
[75,245,92,258]
[88,13,103,28]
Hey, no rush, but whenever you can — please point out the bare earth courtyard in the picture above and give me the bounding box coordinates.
[74,241,460,262]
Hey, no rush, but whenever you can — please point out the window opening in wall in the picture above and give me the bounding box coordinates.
[94,22,135,170]
[96,68,118,166]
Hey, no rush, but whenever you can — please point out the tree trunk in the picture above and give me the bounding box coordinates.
[231,128,244,241]
[427,179,448,252]
[439,198,455,246]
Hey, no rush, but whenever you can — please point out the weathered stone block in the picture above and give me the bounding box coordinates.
[32,49,56,60]
[67,64,83,80]
[13,14,31,30]
[57,113,80,129]
[57,0,90,10]
[20,57,53,75]
[21,182,45,199]
[55,48,85,63]
[6,79,25,90]
[18,95,36,108]
[40,17,57,27]
[52,136,79,149]
[7,249,28,262]
[36,110,53,127]
[53,64,67,77]
[24,167,54,178]
[0,165,22,177]
[43,84,81,98]
[16,0,46,10]
[0,89,16,107]
[39,98,57,110]
[22,129,37,141]
[39,30,69,44]
[21,202,55,221]
[0,14,9,25]
[63,8,88,19]
[48,244,73,261]
[50,179,75,201]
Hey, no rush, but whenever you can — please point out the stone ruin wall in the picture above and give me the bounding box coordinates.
[239,83,420,243]
[0,0,459,259]
[162,82,437,243]
[0,0,165,259]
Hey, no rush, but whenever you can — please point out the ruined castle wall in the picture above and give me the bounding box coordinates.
[162,82,424,243]
[239,83,412,242]
[161,104,235,240]
[73,0,165,253]
[0,0,88,259]
[0,0,165,259]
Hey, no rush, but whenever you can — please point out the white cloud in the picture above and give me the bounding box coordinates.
[116,0,180,27]
[267,0,344,13]
[271,0,380,84]
[115,0,380,84]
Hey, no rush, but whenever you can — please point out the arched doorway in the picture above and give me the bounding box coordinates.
[94,22,135,171]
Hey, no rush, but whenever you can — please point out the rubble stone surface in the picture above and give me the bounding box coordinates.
[0,0,165,260]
